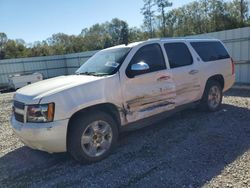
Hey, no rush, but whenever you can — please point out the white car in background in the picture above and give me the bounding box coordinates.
[11,38,235,163]
[8,72,43,90]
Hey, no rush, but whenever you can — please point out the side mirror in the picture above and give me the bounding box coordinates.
[128,62,150,78]
[131,62,149,71]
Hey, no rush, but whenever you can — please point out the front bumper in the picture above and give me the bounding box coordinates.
[11,116,69,153]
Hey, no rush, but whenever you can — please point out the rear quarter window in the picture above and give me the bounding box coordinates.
[190,41,230,62]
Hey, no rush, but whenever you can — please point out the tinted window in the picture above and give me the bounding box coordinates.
[127,43,166,77]
[191,41,230,62]
[164,43,193,68]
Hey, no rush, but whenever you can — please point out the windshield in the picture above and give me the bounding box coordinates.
[76,47,131,76]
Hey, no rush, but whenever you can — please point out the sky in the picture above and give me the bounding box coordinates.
[0,0,194,43]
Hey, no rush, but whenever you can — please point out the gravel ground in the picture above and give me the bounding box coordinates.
[0,89,249,188]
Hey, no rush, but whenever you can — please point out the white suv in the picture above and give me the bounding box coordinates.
[11,39,235,163]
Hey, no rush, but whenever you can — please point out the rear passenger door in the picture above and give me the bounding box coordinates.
[163,42,201,106]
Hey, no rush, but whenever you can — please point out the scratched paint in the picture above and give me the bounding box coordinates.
[118,106,129,125]
[120,69,178,124]
[120,83,201,125]
[122,87,176,123]
[176,84,200,95]
[125,100,175,123]
[175,83,201,106]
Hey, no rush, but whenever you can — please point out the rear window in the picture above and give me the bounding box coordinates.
[164,43,193,68]
[190,41,230,62]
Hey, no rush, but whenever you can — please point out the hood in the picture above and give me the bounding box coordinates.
[15,75,103,103]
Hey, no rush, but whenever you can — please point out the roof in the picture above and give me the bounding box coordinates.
[103,37,221,51]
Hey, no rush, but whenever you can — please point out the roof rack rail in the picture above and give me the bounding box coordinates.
[147,38,160,41]
[147,36,217,41]
[160,37,186,40]
[148,37,186,41]
[183,35,216,39]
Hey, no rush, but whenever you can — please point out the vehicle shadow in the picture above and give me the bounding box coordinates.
[0,103,250,187]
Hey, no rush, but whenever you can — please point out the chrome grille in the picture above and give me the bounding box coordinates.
[14,101,25,110]
[13,101,25,123]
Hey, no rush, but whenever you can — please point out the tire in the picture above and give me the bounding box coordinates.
[198,80,223,112]
[68,111,119,164]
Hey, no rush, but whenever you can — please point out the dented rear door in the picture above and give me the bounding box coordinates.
[120,42,176,124]
[163,42,201,106]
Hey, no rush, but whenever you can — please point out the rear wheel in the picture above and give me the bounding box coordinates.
[68,111,118,163]
[199,80,222,111]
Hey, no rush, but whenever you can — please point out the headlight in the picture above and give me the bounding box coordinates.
[27,103,55,123]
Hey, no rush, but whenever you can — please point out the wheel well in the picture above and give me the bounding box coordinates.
[66,103,121,149]
[207,74,225,90]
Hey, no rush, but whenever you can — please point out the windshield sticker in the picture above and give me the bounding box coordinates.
[105,61,119,68]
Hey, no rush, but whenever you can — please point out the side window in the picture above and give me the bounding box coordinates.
[164,43,193,68]
[190,41,230,62]
[126,43,166,77]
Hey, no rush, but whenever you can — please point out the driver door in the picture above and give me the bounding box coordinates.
[121,43,176,123]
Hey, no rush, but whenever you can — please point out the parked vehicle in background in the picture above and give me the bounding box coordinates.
[11,38,235,163]
[8,72,43,90]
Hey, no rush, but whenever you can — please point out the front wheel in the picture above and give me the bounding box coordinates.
[199,80,223,112]
[68,111,118,163]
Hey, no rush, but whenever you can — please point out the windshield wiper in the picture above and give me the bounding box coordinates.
[77,72,110,77]
[92,73,111,77]
[77,72,96,76]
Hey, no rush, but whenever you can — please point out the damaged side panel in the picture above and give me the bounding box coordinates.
[121,86,176,124]
[175,83,201,105]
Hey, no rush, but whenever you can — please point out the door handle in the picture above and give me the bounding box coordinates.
[157,75,171,81]
[189,70,199,75]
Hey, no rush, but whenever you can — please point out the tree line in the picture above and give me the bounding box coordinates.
[0,0,249,60]
[142,0,250,37]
